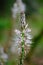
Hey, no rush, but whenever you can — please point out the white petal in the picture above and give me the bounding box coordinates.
[16,37,21,43]
[25,28,31,33]
[20,3,26,12]
[23,29,31,35]
[1,53,8,62]
[25,40,32,44]
[27,35,32,39]
[15,29,21,35]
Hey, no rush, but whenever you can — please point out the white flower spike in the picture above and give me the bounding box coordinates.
[10,13,32,65]
[11,0,32,65]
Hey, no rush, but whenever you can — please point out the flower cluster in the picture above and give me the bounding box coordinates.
[10,13,32,56]
[11,1,32,65]
[14,25,32,55]
[12,0,26,18]
[0,46,8,63]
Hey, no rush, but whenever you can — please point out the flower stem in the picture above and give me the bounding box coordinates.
[20,33,24,65]
[20,12,25,65]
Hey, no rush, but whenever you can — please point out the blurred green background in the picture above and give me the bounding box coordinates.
[0,0,43,65]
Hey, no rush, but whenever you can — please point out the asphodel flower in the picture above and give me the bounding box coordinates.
[10,13,32,56]
[14,13,32,65]
[11,0,32,65]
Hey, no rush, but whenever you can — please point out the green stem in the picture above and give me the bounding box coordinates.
[20,33,24,65]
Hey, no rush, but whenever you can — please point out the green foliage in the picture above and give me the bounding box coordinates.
[0,17,12,42]
[36,0,43,4]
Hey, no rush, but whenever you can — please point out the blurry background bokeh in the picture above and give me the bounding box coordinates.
[0,0,43,65]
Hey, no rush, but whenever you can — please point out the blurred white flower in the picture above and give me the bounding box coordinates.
[11,38,21,55]
[10,35,22,54]
[0,46,8,62]
[12,0,26,18]
[1,53,8,62]
[12,3,18,18]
